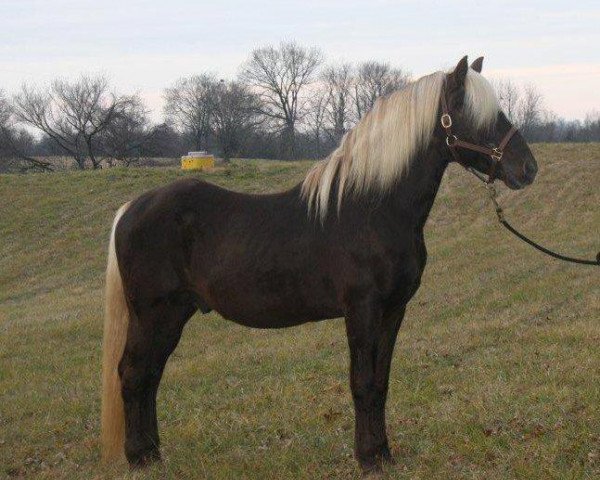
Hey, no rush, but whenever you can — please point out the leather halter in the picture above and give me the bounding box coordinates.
[440,87,518,183]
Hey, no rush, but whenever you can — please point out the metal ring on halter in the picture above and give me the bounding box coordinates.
[491,147,503,161]
[441,114,452,128]
[446,135,458,147]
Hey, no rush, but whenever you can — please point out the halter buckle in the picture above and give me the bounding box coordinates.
[441,113,452,128]
[491,147,503,161]
[446,135,458,147]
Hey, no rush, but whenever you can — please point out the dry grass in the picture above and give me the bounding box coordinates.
[0,145,598,479]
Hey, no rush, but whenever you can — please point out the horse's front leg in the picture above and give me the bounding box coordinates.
[372,305,406,462]
[345,299,406,473]
[344,297,394,472]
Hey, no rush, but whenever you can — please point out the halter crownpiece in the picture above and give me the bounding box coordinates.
[439,86,517,183]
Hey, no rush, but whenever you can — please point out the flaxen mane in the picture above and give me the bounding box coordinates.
[301,68,500,220]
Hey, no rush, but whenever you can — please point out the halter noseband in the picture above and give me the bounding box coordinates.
[440,88,518,184]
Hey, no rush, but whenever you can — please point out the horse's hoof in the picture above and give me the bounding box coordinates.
[379,449,396,465]
[127,448,161,469]
[360,462,383,477]
[358,448,395,476]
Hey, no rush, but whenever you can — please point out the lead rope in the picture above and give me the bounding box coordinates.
[468,168,600,266]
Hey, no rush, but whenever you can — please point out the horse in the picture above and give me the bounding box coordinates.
[101,56,538,473]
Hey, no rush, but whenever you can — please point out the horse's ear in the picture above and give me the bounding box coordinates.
[452,55,469,82]
[447,56,469,110]
[471,56,484,73]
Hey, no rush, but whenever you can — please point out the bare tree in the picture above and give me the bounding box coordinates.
[14,75,130,169]
[582,111,600,141]
[353,61,411,120]
[305,87,329,157]
[493,79,548,140]
[163,74,217,151]
[209,80,260,162]
[322,63,354,142]
[98,95,154,166]
[493,79,521,122]
[534,110,559,142]
[517,84,544,138]
[0,90,13,161]
[141,124,187,158]
[0,90,10,128]
[0,90,52,171]
[240,41,323,158]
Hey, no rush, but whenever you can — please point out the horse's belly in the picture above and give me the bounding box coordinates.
[197,271,340,328]
[212,295,338,329]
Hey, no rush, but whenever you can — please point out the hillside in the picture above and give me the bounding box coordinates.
[0,144,598,479]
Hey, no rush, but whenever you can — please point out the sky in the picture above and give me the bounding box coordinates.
[1,0,599,121]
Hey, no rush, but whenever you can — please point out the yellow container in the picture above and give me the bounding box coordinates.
[181,154,215,170]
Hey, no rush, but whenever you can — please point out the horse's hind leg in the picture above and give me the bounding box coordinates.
[119,298,196,467]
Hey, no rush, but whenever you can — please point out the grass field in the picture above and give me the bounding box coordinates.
[1,144,598,479]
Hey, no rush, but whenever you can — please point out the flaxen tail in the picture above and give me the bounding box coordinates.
[101,202,130,463]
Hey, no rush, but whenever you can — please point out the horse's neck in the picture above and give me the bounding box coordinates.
[386,146,448,230]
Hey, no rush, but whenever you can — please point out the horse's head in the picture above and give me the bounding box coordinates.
[443,56,538,189]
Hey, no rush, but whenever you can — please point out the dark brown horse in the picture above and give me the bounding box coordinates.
[101,56,538,473]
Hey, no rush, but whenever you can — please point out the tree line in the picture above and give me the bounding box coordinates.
[1,42,599,171]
